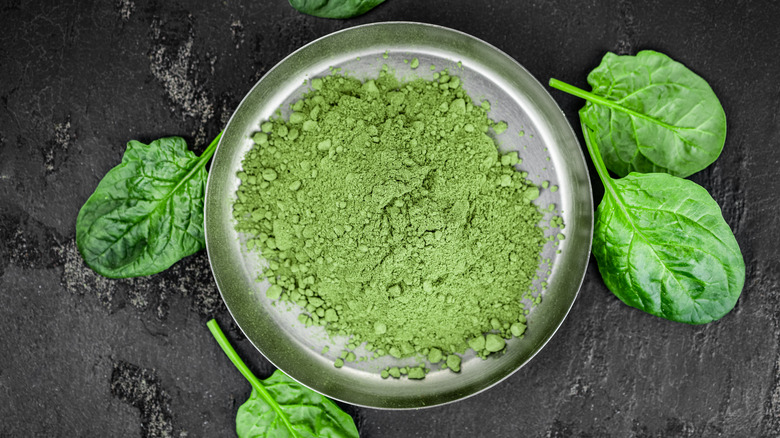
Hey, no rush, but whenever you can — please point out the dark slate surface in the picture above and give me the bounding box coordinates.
[1,0,778,436]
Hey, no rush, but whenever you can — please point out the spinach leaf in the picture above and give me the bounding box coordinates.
[581,114,744,324]
[206,319,359,438]
[289,0,385,19]
[76,134,221,278]
[550,51,726,178]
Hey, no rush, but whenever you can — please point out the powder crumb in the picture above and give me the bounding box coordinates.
[485,334,506,352]
[407,366,427,379]
[428,348,443,364]
[446,354,462,372]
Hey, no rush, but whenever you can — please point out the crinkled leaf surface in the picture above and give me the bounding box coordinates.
[76,137,206,278]
[236,370,359,438]
[590,154,745,323]
[288,0,385,19]
[582,50,726,178]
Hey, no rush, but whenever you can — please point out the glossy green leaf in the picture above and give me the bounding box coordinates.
[76,135,220,278]
[206,320,359,438]
[553,51,727,178]
[288,0,385,19]
[582,119,744,324]
[237,372,359,438]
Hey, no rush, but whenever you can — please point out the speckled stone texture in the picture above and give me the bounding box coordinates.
[1,0,779,436]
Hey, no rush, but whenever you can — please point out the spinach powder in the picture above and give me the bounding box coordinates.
[233,68,545,376]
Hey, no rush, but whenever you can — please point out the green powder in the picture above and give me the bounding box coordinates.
[233,69,545,376]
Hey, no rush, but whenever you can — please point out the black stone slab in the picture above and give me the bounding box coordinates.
[1,0,779,436]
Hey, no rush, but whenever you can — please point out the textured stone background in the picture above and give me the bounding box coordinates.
[1,0,779,436]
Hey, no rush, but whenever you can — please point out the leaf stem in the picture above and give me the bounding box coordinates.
[578,120,613,187]
[158,132,223,210]
[547,77,623,200]
[548,78,677,131]
[196,131,223,169]
[206,319,301,438]
[580,118,638,222]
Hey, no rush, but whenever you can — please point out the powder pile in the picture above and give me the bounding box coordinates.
[233,68,544,376]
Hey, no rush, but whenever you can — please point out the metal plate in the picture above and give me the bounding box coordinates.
[205,22,592,409]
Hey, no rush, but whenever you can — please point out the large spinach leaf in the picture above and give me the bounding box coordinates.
[581,114,744,324]
[207,320,359,438]
[551,51,726,178]
[289,0,385,19]
[76,135,221,278]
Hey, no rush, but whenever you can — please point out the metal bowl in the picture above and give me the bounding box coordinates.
[205,22,592,409]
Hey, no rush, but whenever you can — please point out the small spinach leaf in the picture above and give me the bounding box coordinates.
[76,134,221,278]
[581,115,744,324]
[551,51,727,178]
[289,0,385,19]
[206,320,359,438]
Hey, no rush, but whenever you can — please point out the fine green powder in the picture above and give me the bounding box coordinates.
[233,68,545,376]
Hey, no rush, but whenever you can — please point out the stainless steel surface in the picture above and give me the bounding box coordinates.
[204,22,593,409]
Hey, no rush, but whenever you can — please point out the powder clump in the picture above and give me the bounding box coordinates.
[233,69,544,375]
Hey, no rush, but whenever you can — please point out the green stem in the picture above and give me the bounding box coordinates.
[548,78,677,132]
[578,120,614,188]
[196,131,223,169]
[579,114,634,220]
[547,77,624,198]
[206,319,300,438]
[163,132,223,203]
